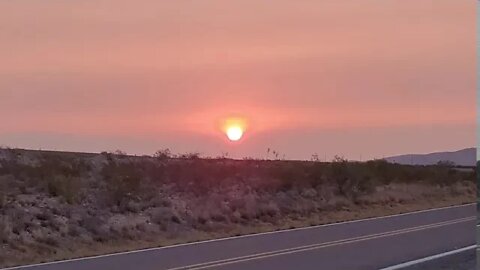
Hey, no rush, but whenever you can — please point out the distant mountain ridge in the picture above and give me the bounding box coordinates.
[385,148,476,166]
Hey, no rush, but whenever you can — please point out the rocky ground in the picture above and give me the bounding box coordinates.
[0,148,475,268]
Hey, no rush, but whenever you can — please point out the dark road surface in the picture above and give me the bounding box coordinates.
[3,204,476,270]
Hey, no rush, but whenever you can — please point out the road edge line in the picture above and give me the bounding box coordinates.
[378,245,477,270]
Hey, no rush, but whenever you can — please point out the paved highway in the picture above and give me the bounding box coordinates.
[4,204,476,270]
[396,221,478,270]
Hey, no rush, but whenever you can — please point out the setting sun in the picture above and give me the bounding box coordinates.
[221,117,248,142]
[226,126,244,141]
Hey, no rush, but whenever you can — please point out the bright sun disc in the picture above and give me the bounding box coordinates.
[226,126,244,141]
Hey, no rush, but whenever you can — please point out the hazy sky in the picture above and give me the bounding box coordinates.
[0,0,475,160]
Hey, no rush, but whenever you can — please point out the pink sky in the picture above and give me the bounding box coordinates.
[0,0,475,160]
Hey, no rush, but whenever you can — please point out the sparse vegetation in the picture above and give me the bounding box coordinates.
[0,148,475,267]
[153,149,173,160]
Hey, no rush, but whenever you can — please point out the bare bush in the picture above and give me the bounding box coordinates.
[151,207,181,225]
[154,149,173,160]
[178,152,201,160]
[101,162,142,208]
[46,175,82,204]
[0,218,9,243]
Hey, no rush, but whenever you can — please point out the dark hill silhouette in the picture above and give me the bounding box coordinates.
[385,148,476,166]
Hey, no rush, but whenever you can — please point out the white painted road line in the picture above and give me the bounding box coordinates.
[167,216,475,270]
[379,245,477,270]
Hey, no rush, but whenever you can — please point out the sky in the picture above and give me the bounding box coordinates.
[0,0,476,160]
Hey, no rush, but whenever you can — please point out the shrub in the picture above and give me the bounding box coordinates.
[154,149,172,160]
[178,152,200,160]
[46,175,82,204]
[0,159,31,179]
[35,157,83,180]
[268,161,311,191]
[258,202,280,218]
[365,159,393,184]
[37,236,59,247]
[0,179,7,208]
[101,161,143,207]
[329,157,349,194]
[0,218,9,243]
[141,161,166,183]
[113,150,127,157]
[151,207,180,225]
[67,223,82,237]
[80,216,110,241]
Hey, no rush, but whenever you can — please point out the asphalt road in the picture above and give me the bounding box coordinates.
[4,204,476,270]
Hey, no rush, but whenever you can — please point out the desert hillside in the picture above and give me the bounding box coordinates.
[385,148,476,166]
[0,148,475,267]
